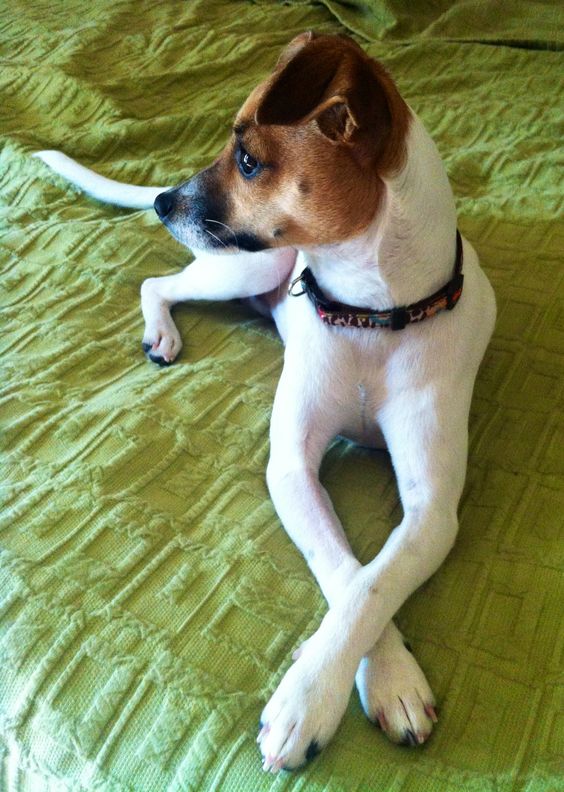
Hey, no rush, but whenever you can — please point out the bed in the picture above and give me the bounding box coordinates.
[1,1,562,789]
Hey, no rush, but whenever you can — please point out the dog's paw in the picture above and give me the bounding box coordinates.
[355,636,437,746]
[257,638,356,772]
[140,277,182,366]
[141,318,182,366]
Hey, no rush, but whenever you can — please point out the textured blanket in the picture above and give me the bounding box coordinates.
[1,1,562,790]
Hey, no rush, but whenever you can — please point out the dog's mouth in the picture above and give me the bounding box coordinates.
[153,187,270,253]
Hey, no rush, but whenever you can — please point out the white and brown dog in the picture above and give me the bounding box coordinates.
[35,32,496,772]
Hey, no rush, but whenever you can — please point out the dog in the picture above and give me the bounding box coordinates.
[35,31,496,772]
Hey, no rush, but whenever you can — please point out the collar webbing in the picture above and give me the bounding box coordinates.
[289,231,464,331]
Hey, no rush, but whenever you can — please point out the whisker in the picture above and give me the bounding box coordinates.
[204,218,239,247]
[204,228,228,249]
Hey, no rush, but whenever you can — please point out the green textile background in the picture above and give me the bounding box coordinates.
[1,1,562,790]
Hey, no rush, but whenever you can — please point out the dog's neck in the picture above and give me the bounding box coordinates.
[303,112,458,310]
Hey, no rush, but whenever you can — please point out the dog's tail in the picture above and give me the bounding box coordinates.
[33,150,168,210]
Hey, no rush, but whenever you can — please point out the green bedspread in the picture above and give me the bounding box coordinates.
[1,1,562,789]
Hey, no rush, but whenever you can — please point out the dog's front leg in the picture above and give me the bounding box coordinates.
[259,359,373,770]
[259,376,469,770]
[140,247,296,364]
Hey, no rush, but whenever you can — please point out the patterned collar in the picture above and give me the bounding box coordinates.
[289,230,463,331]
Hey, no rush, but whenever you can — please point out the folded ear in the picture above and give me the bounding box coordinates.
[256,37,346,130]
[255,34,409,158]
[303,95,359,144]
[275,30,316,69]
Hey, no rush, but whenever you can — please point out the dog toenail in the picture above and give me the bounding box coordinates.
[262,754,274,771]
[425,705,438,723]
[257,723,270,743]
[305,740,320,762]
[376,710,388,731]
[416,732,427,744]
[149,354,173,367]
[271,757,283,773]
[403,640,413,652]
[401,730,418,747]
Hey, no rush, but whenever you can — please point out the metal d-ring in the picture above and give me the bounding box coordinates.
[288,271,307,297]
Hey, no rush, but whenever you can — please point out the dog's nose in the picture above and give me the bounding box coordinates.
[154,191,174,219]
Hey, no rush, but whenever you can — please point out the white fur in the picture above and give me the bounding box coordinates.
[35,111,495,771]
[33,150,166,209]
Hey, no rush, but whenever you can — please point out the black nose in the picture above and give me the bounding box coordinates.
[154,191,174,219]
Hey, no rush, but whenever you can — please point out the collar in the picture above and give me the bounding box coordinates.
[288,230,463,331]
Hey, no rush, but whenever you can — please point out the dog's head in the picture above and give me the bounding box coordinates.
[154,32,410,252]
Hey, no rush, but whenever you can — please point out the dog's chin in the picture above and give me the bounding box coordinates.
[160,218,271,254]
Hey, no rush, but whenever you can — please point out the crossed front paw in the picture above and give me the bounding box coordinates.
[258,625,438,772]
[257,640,357,772]
[356,636,437,746]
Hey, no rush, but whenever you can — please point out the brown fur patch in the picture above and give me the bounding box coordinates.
[171,34,411,250]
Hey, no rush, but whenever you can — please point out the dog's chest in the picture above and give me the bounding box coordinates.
[277,287,394,437]
[339,381,388,448]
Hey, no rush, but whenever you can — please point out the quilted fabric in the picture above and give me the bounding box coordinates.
[1,1,562,790]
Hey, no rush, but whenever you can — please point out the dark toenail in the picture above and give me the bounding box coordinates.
[403,640,413,653]
[401,730,418,747]
[371,712,384,730]
[142,342,151,354]
[149,354,173,367]
[258,720,264,731]
[281,741,320,773]
[305,740,320,762]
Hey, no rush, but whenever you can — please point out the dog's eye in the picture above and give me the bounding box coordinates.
[237,147,262,179]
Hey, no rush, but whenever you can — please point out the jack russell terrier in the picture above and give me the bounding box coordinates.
[35,31,496,772]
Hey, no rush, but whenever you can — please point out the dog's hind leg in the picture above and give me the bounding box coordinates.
[140,247,296,365]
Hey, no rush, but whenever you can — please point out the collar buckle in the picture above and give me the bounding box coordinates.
[390,306,408,331]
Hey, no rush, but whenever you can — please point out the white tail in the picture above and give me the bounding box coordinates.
[33,150,169,210]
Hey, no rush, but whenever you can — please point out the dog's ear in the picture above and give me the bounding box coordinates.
[275,31,316,69]
[255,34,407,153]
[304,94,359,144]
[256,36,349,134]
